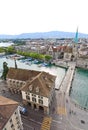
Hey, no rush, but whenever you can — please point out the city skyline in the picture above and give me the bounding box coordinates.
[0,0,88,35]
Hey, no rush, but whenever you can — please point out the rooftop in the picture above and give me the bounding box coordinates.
[0,96,18,130]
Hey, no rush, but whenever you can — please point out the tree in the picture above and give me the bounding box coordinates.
[45,55,52,62]
[1,62,9,80]
[5,46,16,54]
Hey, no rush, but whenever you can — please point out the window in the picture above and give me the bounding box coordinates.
[17,125,20,129]
[36,87,39,93]
[15,112,17,115]
[34,94,36,97]
[10,119,12,123]
[11,124,14,128]
[16,116,19,120]
[38,96,43,99]
[38,99,43,104]
[13,81,15,83]
[26,95,30,100]
[26,92,30,95]
[29,85,32,91]
[17,121,20,124]
[38,96,40,98]
[41,96,43,99]
[32,97,36,102]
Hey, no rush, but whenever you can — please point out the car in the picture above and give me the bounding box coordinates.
[81,120,85,124]
[18,106,28,116]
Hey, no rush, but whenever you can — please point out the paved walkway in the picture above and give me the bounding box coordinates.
[64,63,88,130]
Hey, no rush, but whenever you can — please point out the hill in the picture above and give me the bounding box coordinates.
[0,31,88,39]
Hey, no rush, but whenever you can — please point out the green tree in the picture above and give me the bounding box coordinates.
[1,62,9,80]
[45,55,52,62]
[5,46,15,54]
[0,47,5,53]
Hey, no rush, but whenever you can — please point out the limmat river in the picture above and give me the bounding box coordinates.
[70,68,88,109]
[0,56,88,109]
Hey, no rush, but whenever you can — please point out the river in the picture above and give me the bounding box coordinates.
[70,68,88,109]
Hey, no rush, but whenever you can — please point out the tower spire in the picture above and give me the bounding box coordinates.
[74,27,78,43]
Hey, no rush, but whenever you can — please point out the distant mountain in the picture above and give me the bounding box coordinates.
[0,31,88,39]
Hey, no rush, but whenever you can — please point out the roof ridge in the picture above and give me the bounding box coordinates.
[37,73,49,97]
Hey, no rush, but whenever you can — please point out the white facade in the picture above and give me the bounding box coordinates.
[64,53,72,61]
[3,107,23,130]
[22,91,49,107]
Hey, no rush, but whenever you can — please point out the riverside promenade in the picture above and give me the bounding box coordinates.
[60,62,88,130]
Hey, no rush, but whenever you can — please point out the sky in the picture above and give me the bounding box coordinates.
[0,0,88,35]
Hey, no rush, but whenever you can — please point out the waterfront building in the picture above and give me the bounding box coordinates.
[0,96,23,130]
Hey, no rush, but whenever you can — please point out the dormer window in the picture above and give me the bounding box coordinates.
[36,87,39,93]
[29,85,32,91]
[48,85,51,88]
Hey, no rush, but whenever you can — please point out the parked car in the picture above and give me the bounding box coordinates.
[18,106,28,115]
[81,120,85,124]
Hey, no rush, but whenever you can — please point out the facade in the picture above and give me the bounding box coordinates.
[0,96,23,130]
[48,45,66,60]
[78,48,88,58]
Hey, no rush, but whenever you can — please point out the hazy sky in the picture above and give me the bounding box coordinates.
[0,0,88,34]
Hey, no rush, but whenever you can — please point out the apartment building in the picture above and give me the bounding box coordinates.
[0,96,23,130]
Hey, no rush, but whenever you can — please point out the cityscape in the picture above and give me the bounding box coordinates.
[0,0,88,129]
[0,28,88,130]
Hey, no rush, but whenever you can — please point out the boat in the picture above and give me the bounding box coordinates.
[42,62,49,67]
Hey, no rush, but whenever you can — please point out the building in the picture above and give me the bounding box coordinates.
[21,71,56,114]
[78,47,88,58]
[6,68,40,94]
[0,96,23,130]
[64,46,73,61]
[6,68,56,114]
[48,45,66,60]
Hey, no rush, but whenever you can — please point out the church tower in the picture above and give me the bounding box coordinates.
[72,27,79,60]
